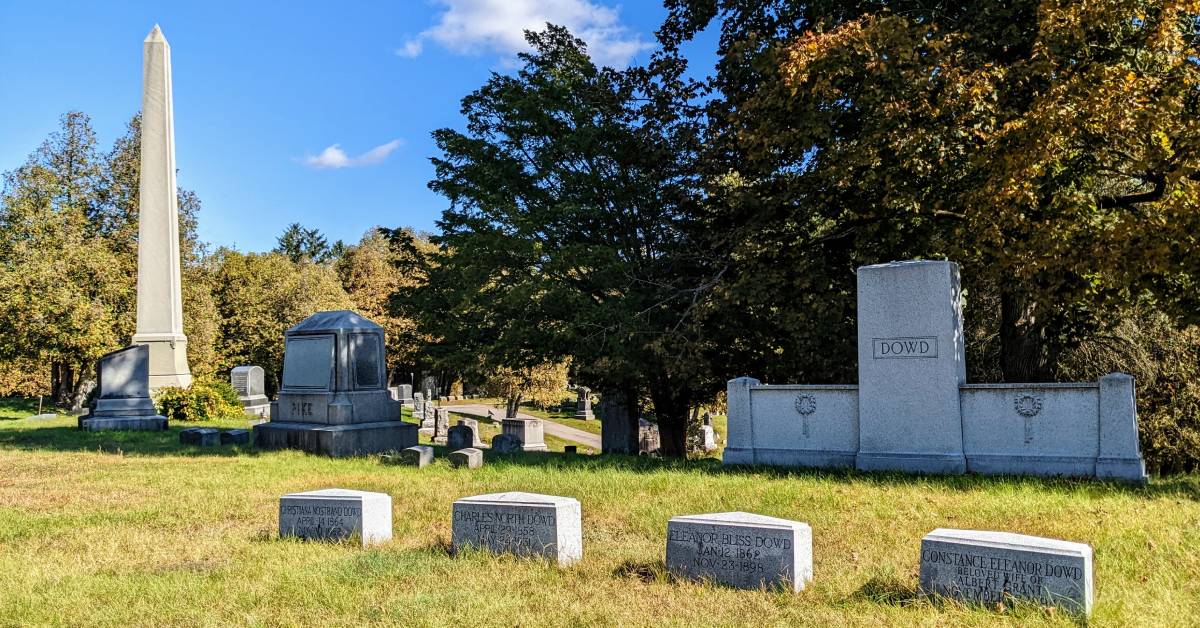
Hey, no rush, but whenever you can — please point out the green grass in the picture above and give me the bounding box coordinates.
[0,396,53,420]
[517,405,604,436]
[0,410,1197,626]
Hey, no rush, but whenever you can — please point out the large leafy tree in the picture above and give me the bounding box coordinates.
[337,228,433,384]
[209,249,352,393]
[408,26,721,456]
[664,0,1200,382]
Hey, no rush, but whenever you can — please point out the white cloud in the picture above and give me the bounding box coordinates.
[397,0,652,68]
[303,139,403,170]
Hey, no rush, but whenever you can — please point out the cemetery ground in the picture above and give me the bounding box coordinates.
[0,409,1197,626]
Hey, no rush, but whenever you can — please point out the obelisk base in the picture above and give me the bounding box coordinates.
[133,333,192,390]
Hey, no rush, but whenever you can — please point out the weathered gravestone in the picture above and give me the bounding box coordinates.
[253,311,417,457]
[452,492,582,565]
[230,365,270,419]
[639,419,661,455]
[433,408,450,445]
[919,528,1093,615]
[79,345,168,432]
[449,447,483,469]
[382,445,434,467]
[221,429,250,445]
[724,260,1147,482]
[574,386,594,420]
[391,384,414,407]
[599,389,639,454]
[458,418,483,446]
[667,512,812,591]
[701,425,717,452]
[278,488,392,547]
[447,422,480,451]
[419,400,436,434]
[491,433,522,453]
[180,427,219,446]
[501,418,547,452]
[412,392,425,420]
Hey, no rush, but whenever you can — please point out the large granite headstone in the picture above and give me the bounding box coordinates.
[667,512,812,591]
[452,492,582,565]
[919,528,1093,615]
[278,488,392,547]
[857,261,966,474]
[230,365,270,418]
[253,311,417,457]
[79,345,167,431]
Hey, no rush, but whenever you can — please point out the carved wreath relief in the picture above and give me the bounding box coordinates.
[795,393,817,438]
[1014,393,1043,444]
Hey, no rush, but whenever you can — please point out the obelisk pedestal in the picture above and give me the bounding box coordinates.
[132,24,191,391]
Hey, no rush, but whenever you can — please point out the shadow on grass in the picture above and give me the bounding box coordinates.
[852,576,923,606]
[613,559,668,583]
[2,419,1197,501]
[0,424,261,458]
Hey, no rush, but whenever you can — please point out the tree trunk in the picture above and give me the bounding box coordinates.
[599,386,639,454]
[999,290,1058,382]
[506,394,523,418]
[650,384,691,459]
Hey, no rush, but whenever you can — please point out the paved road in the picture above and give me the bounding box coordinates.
[442,404,602,450]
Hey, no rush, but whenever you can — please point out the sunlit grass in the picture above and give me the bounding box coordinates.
[0,413,1196,626]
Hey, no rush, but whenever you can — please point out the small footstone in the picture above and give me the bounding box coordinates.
[388,445,434,467]
[449,447,483,469]
[180,427,219,446]
[564,445,577,454]
[220,429,250,445]
[452,492,582,565]
[919,528,1093,615]
[279,488,392,547]
[491,433,522,453]
[666,512,812,591]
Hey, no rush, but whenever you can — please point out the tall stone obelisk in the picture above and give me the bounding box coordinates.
[133,25,192,390]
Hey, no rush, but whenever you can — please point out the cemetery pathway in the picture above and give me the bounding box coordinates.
[442,404,602,450]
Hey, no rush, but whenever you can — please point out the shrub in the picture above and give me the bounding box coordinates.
[156,379,243,422]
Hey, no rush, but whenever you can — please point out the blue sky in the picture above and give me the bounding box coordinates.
[0,1,717,252]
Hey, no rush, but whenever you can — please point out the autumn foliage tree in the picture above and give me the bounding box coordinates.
[664,0,1200,382]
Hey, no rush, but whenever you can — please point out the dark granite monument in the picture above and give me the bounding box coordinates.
[253,310,417,457]
[79,345,167,431]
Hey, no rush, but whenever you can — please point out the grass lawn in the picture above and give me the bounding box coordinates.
[517,405,604,436]
[0,410,1197,626]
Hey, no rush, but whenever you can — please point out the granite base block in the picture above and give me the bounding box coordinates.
[856,451,967,475]
[80,416,167,432]
[180,427,219,446]
[254,421,417,457]
[221,429,251,445]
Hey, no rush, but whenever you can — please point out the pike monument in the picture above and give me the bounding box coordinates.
[132,25,192,390]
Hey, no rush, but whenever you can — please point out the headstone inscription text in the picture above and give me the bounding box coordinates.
[231,371,248,396]
[666,512,812,591]
[278,488,392,547]
[919,528,1093,615]
[872,336,938,359]
[451,492,582,565]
